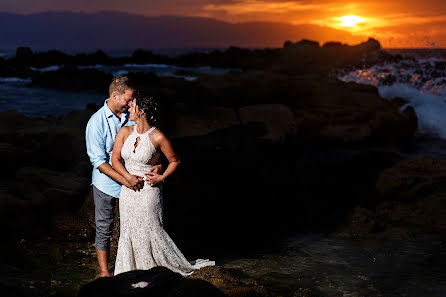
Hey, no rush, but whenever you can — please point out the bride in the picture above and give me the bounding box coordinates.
[111,94,214,276]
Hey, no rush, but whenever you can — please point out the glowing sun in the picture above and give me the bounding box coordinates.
[338,15,364,27]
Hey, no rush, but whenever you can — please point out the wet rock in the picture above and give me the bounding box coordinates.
[291,78,417,147]
[0,110,45,135]
[78,266,227,297]
[171,104,239,138]
[11,167,88,207]
[0,283,35,297]
[335,207,377,239]
[388,97,410,109]
[75,189,121,245]
[238,104,297,142]
[375,157,446,237]
[376,156,446,202]
[338,156,446,240]
[189,266,269,297]
[192,72,416,148]
[50,211,96,243]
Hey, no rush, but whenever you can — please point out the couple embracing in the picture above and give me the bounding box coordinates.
[85,76,214,277]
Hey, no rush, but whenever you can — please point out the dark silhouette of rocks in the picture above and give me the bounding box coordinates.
[78,267,227,297]
[1,37,391,85]
[284,39,320,48]
[131,49,172,65]
[30,67,112,91]
[322,41,345,48]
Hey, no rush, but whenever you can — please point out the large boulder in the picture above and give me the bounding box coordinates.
[194,72,417,148]
[293,79,417,147]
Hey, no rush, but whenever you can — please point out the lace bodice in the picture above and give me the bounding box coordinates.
[121,125,161,177]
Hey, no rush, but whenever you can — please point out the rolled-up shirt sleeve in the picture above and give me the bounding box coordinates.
[86,118,107,170]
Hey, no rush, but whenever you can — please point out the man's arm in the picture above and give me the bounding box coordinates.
[97,162,137,189]
[86,117,140,189]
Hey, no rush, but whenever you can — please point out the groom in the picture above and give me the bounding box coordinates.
[86,76,161,277]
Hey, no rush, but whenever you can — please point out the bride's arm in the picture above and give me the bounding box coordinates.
[112,127,144,190]
[145,131,180,185]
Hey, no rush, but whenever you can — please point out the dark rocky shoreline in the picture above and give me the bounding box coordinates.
[1,39,443,296]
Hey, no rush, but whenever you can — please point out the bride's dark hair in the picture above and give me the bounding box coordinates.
[134,92,159,126]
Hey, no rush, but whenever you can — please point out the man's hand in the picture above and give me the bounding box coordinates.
[125,175,144,191]
[145,171,164,187]
[149,164,163,174]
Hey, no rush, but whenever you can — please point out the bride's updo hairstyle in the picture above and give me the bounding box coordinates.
[134,92,159,126]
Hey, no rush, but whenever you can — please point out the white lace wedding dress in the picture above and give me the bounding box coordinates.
[114,125,215,276]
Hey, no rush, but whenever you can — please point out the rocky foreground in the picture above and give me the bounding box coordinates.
[1,39,443,296]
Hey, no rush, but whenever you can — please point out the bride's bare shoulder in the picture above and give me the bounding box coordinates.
[117,125,133,138]
[122,125,133,133]
[150,128,169,146]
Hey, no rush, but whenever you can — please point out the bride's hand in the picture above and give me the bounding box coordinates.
[145,171,164,186]
[149,164,163,174]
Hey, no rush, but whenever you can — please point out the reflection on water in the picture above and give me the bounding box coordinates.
[0,80,103,117]
[223,234,446,297]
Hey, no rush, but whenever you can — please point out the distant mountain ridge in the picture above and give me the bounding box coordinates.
[0,11,369,50]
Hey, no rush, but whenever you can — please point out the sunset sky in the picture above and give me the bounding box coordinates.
[1,0,445,48]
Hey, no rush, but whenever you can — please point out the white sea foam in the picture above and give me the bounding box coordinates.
[378,84,446,138]
[25,62,233,82]
[113,70,129,76]
[338,56,446,139]
[123,63,172,69]
[78,64,104,70]
[30,65,61,72]
[0,77,31,84]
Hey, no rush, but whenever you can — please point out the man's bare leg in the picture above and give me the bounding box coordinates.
[96,249,111,277]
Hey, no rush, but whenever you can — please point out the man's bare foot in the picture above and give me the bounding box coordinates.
[96,249,111,278]
[98,271,111,278]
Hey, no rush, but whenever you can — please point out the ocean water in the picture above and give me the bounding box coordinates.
[338,49,446,147]
[0,62,237,117]
[0,77,103,117]
[0,48,236,117]
[77,63,235,79]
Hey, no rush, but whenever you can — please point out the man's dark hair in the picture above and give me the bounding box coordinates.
[109,76,136,96]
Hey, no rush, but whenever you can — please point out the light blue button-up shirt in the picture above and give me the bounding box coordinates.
[86,99,134,198]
